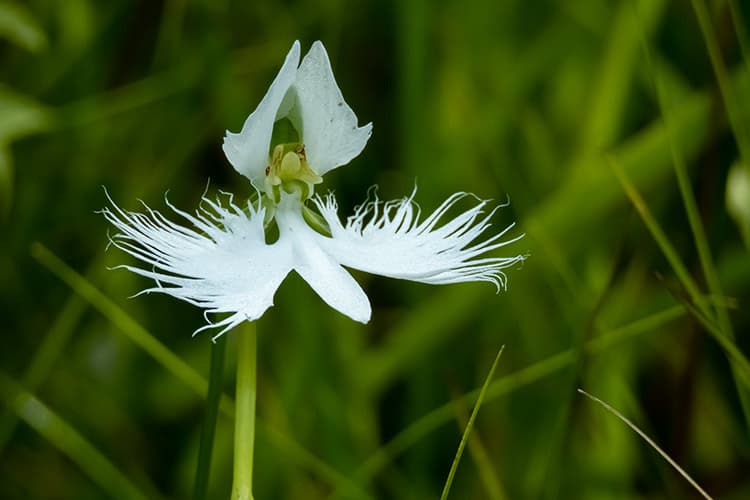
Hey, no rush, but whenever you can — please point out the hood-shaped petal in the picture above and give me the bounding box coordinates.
[275,196,372,323]
[223,41,371,186]
[223,41,301,185]
[292,41,372,176]
[102,192,294,338]
[311,190,526,290]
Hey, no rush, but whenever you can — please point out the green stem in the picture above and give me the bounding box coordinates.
[193,335,227,500]
[232,322,257,500]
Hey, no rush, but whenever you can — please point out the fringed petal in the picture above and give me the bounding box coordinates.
[102,191,293,338]
[311,189,526,290]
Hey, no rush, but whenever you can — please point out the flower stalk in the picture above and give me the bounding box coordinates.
[231,322,257,500]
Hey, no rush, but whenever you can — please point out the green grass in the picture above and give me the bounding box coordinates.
[2,1,750,499]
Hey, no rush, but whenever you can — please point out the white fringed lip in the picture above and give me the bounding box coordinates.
[102,188,525,337]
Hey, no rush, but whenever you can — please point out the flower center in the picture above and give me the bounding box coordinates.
[264,142,323,203]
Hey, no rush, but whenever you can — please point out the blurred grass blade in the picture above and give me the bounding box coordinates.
[609,156,704,303]
[333,306,686,494]
[530,58,750,252]
[0,296,87,451]
[0,3,47,52]
[610,160,750,383]
[635,3,731,331]
[633,0,750,429]
[193,335,227,500]
[30,242,234,417]
[0,85,52,140]
[440,346,504,500]
[0,87,52,217]
[691,0,750,163]
[680,300,750,389]
[0,373,153,500]
[728,0,750,68]
[56,66,195,129]
[578,389,713,500]
[573,0,665,164]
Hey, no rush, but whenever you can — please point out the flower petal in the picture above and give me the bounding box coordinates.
[102,192,293,338]
[311,190,526,290]
[276,197,372,323]
[292,41,372,176]
[223,41,301,185]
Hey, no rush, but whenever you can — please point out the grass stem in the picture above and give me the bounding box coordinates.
[232,322,258,500]
[440,346,504,500]
[578,389,713,500]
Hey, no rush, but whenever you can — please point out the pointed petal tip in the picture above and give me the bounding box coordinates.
[223,40,302,183]
[355,313,371,324]
[288,39,302,60]
[342,302,371,324]
[307,40,328,58]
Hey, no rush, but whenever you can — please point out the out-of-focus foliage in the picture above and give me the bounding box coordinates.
[1,0,750,499]
[0,2,47,53]
[0,1,51,217]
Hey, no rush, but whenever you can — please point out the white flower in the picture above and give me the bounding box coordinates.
[103,41,525,338]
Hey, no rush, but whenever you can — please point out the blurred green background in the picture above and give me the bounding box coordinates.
[2,0,750,499]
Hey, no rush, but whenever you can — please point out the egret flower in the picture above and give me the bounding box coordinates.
[103,41,525,338]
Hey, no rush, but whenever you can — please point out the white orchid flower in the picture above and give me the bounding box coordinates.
[103,40,525,338]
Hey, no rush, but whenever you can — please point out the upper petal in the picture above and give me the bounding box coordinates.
[311,190,526,290]
[275,197,371,323]
[223,41,301,185]
[102,192,294,338]
[292,41,372,176]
